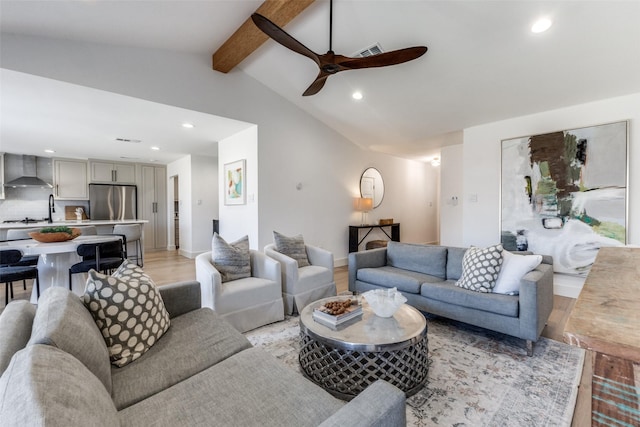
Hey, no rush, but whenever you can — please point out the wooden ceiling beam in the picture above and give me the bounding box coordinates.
[212,0,316,73]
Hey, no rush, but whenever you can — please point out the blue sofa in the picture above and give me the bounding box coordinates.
[348,242,554,355]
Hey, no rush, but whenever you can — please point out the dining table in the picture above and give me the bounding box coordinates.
[2,234,123,303]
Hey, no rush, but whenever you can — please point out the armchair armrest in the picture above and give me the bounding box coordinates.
[158,281,201,319]
[318,380,406,427]
[306,244,334,271]
[250,250,281,286]
[264,243,299,287]
[348,248,387,291]
[195,251,223,311]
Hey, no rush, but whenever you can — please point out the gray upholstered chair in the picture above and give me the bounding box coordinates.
[113,224,143,266]
[195,250,284,333]
[264,243,336,315]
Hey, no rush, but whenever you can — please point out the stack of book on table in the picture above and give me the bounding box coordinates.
[313,299,363,329]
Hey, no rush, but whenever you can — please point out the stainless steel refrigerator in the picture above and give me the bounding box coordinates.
[89,184,138,220]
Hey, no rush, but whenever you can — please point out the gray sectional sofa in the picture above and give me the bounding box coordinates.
[349,242,554,355]
[0,282,406,426]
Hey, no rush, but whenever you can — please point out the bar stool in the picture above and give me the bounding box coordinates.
[1,249,40,306]
[113,224,143,266]
[68,240,125,290]
[6,228,41,291]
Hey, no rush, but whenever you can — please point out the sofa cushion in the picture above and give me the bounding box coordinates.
[84,262,171,368]
[273,231,310,267]
[455,244,503,293]
[217,276,282,314]
[211,233,251,282]
[386,242,447,278]
[357,266,442,294]
[493,251,543,294]
[421,281,519,317]
[446,247,468,281]
[0,300,36,377]
[0,344,119,427]
[29,287,112,394]
[118,347,344,427]
[111,307,252,410]
[297,265,333,292]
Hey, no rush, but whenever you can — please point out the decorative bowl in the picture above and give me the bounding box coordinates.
[362,287,407,318]
[29,227,82,243]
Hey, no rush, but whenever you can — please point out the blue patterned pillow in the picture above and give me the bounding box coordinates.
[455,244,504,293]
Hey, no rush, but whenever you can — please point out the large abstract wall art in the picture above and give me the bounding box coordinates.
[501,121,628,276]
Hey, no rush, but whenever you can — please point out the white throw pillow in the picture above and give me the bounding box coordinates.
[493,251,543,294]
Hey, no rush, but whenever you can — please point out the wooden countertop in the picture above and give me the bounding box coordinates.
[0,219,148,230]
[563,247,640,362]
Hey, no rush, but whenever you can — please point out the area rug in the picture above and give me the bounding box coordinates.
[245,315,585,427]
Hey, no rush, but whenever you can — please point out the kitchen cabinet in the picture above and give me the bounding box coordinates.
[54,159,88,200]
[90,161,135,184]
[141,165,167,250]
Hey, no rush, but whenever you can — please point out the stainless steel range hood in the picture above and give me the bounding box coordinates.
[4,155,53,188]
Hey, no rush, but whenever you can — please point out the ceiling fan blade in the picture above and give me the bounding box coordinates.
[302,72,330,96]
[251,13,321,67]
[338,46,428,70]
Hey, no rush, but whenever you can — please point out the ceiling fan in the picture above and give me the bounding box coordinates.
[251,0,428,96]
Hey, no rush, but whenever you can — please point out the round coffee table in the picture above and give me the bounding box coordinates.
[299,296,428,400]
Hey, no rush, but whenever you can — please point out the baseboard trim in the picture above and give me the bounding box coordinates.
[553,273,584,298]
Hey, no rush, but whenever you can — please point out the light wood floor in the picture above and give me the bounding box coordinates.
[2,250,591,424]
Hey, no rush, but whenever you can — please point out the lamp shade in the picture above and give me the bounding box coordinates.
[354,197,373,212]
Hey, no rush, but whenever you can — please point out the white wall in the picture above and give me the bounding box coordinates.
[439,144,464,246]
[451,93,640,296]
[218,126,259,249]
[190,154,218,254]
[1,35,438,263]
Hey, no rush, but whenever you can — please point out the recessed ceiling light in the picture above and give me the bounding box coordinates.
[352,91,363,100]
[531,18,552,33]
[431,157,441,167]
[44,149,55,153]
[182,123,194,129]
[151,146,160,151]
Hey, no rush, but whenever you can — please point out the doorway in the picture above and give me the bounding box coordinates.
[170,175,179,250]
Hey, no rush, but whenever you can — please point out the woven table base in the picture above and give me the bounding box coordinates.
[299,332,429,400]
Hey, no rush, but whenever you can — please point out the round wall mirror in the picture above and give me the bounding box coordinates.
[360,167,385,208]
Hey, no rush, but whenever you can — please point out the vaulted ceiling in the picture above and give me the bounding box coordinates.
[1,0,640,163]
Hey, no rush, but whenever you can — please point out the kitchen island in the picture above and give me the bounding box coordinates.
[0,219,148,240]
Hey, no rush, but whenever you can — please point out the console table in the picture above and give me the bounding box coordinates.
[348,223,400,253]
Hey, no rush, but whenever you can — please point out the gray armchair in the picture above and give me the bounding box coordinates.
[264,243,336,315]
[195,250,284,333]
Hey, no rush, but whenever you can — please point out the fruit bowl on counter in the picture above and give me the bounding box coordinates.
[28,226,82,243]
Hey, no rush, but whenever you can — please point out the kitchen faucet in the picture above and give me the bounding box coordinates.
[48,194,55,224]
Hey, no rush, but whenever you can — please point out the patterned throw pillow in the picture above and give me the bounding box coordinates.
[83,260,170,367]
[455,244,504,293]
[211,233,251,283]
[273,231,310,267]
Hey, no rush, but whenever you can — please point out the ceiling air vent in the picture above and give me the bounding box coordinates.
[115,138,142,143]
[355,43,383,58]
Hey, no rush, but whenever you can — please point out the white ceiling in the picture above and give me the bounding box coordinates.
[1,0,640,163]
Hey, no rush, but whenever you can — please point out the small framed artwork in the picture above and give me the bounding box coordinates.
[224,159,246,205]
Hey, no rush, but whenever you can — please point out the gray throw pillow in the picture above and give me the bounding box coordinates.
[211,233,251,282]
[455,244,504,293]
[83,260,171,367]
[273,231,310,267]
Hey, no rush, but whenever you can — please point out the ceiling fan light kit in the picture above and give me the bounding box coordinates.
[251,0,427,96]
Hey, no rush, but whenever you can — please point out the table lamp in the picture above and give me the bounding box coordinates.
[354,197,373,225]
